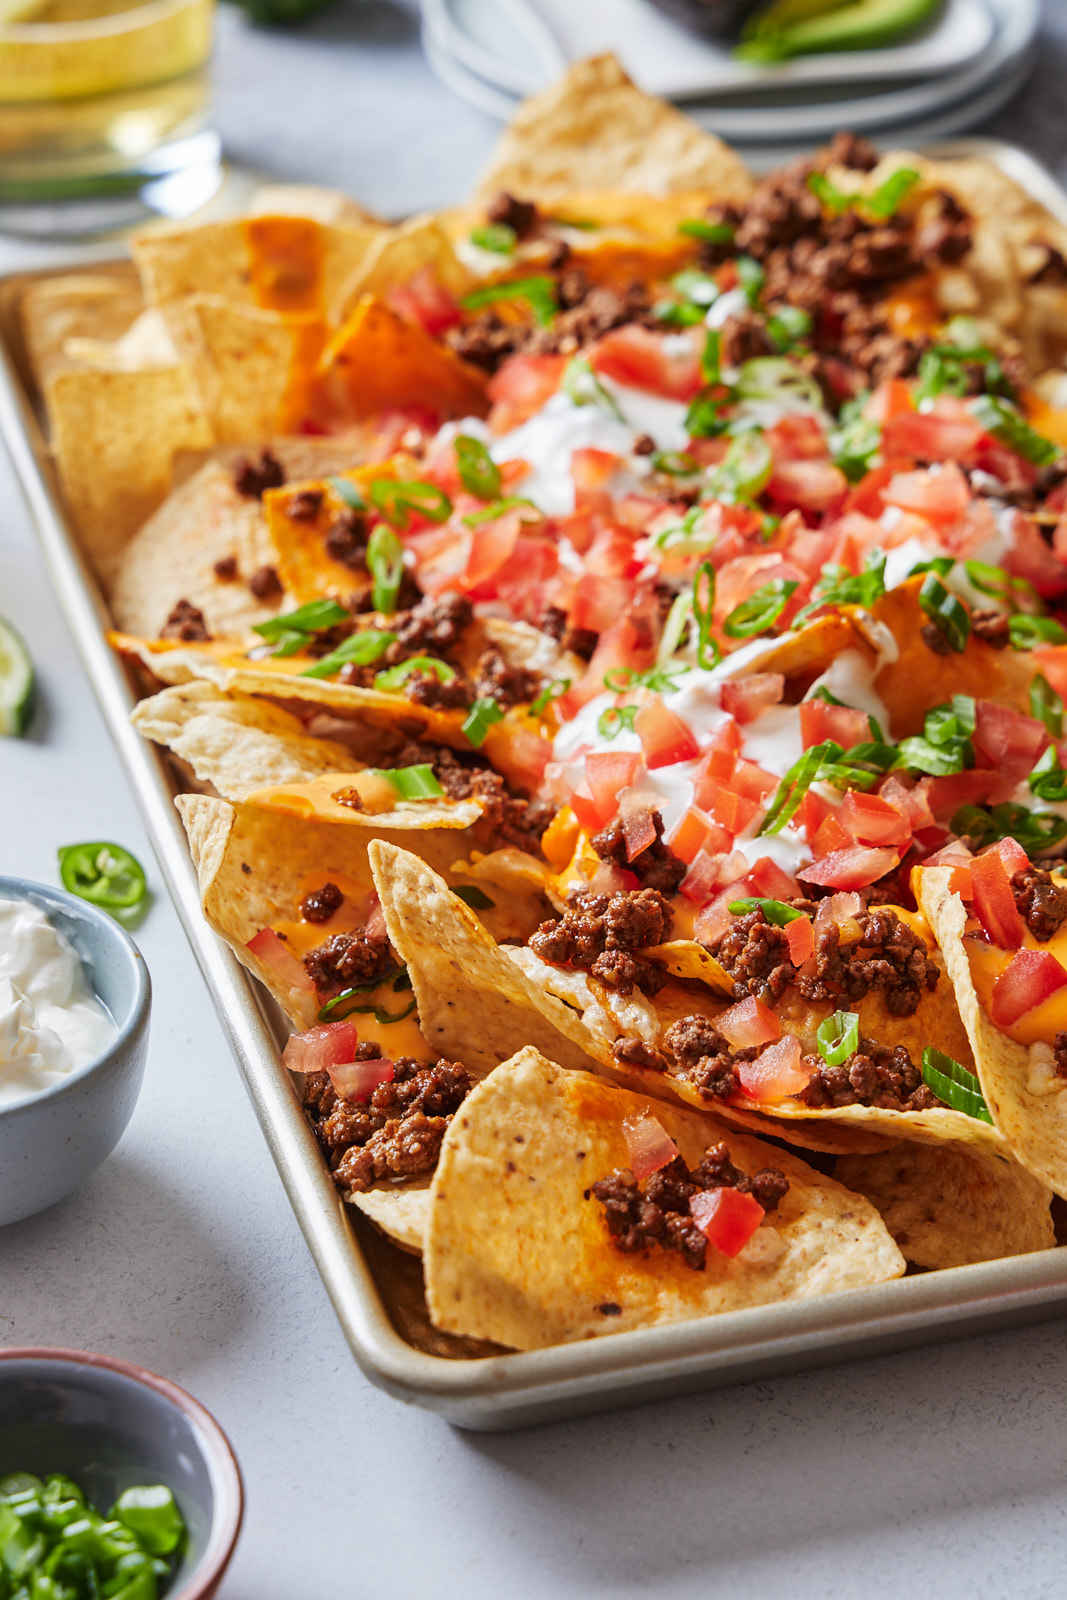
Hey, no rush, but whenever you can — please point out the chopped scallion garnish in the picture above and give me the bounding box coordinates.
[367,523,405,614]
[462,697,504,747]
[460,274,558,328]
[374,655,456,690]
[723,578,798,639]
[920,1047,993,1123]
[816,1010,860,1067]
[368,764,445,799]
[454,434,502,501]
[918,572,970,652]
[300,629,397,679]
[727,897,804,926]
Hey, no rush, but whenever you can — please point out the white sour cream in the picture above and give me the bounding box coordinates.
[0,900,116,1107]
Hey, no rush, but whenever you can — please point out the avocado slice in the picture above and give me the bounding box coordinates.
[739,0,944,59]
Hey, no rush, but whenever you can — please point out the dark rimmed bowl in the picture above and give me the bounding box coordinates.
[0,1348,243,1599]
[0,875,151,1225]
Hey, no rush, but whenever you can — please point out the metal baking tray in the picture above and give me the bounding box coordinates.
[5,137,1067,1430]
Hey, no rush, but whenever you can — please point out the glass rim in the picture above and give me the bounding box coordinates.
[0,0,207,43]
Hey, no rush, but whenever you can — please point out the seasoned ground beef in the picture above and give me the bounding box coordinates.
[391,741,554,853]
[303,1056,471,1193]
[528,887,673,996]
[719,306,778,367]
[1012,866,1067,941]
[324,506,368,569]
[303,930,393,997]
[589,1143,788,1271]
[1054,1030,1067,1080]
[711,907,794,1003]
[233,448,284,499]
[382,594,473,659]
[213,554,238,581]
[300,882,344,924]
[591,812,687,896]
[662,1013,743,1101]
[405,669,474,710]
[799,1037,942,1112]
[248,564,283,600]
[970,608,1011,648]
[160,598,211,641]
[794,908,939,1016]
[287,488,323,522]
[446,274,654,372]
[473,647,540,709]
[612,1037,669,1073]
[485,190,538,238]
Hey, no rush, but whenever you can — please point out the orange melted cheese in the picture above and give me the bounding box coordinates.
[966,924,1067,1045]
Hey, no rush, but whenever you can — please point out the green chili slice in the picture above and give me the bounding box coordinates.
[1009,615,1067,650]
[597,705,639,740]
[692,561,721,669]
[727,897,804,927]
[562,355,624,420]
[451,885,496,909]
[971,395,1060,466]
[678,219,736,244]
[1031,673,1064,738]
[454,434,502,500]
[366,523,405,614]
[253,599,348,644]
[460,274,558,328]
[529,678,570,716]
[58,842,147,922]
[369,478,452,530]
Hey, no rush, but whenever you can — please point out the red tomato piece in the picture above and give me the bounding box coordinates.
[987,836,1030,879]
[568,572,638,635]
[730,759,778,802]
[325,1054,395,1104]
[766,459,848,515]
[590,324,703,401]
[490,717,550,794]
[487,353,566,433]
[715,994,781,1049]
[462,509,521,592]
[925,769,999,816]
[1006,512,1067,599]
[785,915,815,966]
[561,616,657,714]
[386,266,460,337]
[813,813,853,858]
[635,697,700,770]
[619,789,660,861]
[668,809,732,866]
[765,414,828,462]
[864,378,913,425]
[880,774,935,832]
[689,1187,766,1257]
[796,786,838,839]
[246,927,315,994]
[799,846,901,891]
[746,855,801,902]
[990,948,1067,1028]
[1033,644,1067,703]
[681,848,730,907]
[623,1113,680,1180]
[735,1035,810,1104]
[973,700,1050,794]
[882,396,985,463]
[281,1019,359,1077]
[570,783,607,834]
[881,461,970,528]
[799,699,870,751]
[840,790,912,848]
[720,673,785,725]
[708,786,760,835]
[969,848,1027,949]
[585,751,643,821]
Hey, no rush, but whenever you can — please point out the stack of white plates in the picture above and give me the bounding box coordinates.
[421,0,1039,158]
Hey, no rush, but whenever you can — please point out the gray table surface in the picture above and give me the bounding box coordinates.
[3,4,1067,1595]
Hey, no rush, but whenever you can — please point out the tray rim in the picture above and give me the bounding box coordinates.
[4,134,1067,1430]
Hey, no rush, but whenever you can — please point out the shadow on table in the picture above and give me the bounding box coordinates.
[459,1317,1067,1589]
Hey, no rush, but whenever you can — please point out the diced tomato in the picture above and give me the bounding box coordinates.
[715,994,781,1049]
[708,786,760,835]
[813,812,853,858]
[840,790,912,848]
[990,948,1067,1028]
[635,697,700,770]
[561,616,657,714]
[735,1035,810,1104]
[615,493,667,532]
[796,786,838,839]
[720,673,785,724]
[920,844,973,897]
[766,459,848,515]
[695,744,738,795]
[800,698,869,751]
[714,554,808,633]
[765,414,828,463]
[619,788,660,861]
[882,395,985,463]
[730,759,778,802]
[690,1187,766,1258]
[880,774,935,832]
[246,927,315,994]
[747,856,801,902]
[487,353,566,433]
[571,447,621,489]
[785,915,815,966]
[925,769,999,816]
[680,848,729,907]
[492,535,559,621]
[668,808,732,866]
[568,572,638,635]
[386,265,460,337]
[1033,644,1067,703]
[975,434,1039,495]
[864,378,913,425]
[1006,512,1067,599]
[843,460,915,519]
[281,1019,358,1076]
[584,523,642,581]
[881,461,970,529]
[590,324,703,401]
[461,508,521,592]
[585,751,643,823]
[326,1054,395,1104]
[623,1113,679,1179]
[973,701,1050,795]
[799,846,901,891]
[986,835,1030,879]
[570,783,605,834]
[969,848,1027,949]
[813,891,864,939]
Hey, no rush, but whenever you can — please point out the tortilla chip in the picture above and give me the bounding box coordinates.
[332,213,475,326]
[351,1183,431,1254]
[248,184,382,230]
[317,295,488,422]
[918,865,1067,1199]
[473,55,753,207]
[835,1140,1054,1270]
[46,365,212,572]
[20,271,147,387]
[131,682,359,800]
[177,296,326,441]
[424,1047,904,1350]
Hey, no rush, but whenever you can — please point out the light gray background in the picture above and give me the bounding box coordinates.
[3,4,1067,1595]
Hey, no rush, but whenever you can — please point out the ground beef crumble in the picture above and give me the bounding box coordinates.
[299,882,344,924]
[528,887,673,996]
[663,1014,745,1102]
[160,598,211,641]
[1054,1030,1067,1080]
[303,1055,471,1193]
[303,930,394,997]
[248,564,283,601]
[591,812,687,896]
[1011,867,1067,942]
[589,1144,788,1272]
[799,1038,942,1112]
[324,506,369,569]
[232,448,284,499]
[392,738,555,854]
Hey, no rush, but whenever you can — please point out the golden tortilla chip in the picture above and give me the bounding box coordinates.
[177,296,327,441]
[332,213,475,326]
[835,1140,1053,1270]
[424,1047,904,1350]
[918,865,1067,1199]
[351,1183,431,1254]
[20,271,147,387]
[247,184,382,229]
[473,54,753,206]
[46,365,212,573]
[317,295,488,422]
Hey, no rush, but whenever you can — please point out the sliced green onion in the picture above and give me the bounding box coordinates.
[654,505,713,555]
[701,328,722,385]
[678,219,735,244]
[369,478,452,531]
[709,429,774,504]
[460,274,558,328]
[866,167,920,219]
[366,523,405,614]
[684,393,729,439]
[562,355,624,420]
[692,561,721,669]
[470,222,516,253]
[1009,614,1067,650]
[1031,673,1064,738]
[727,897,804,926]
[723,578,798,639]
[325,996,417,1026]
[326,475,366,510]
[374,655,456,691]
[317,965,407,1019]
[736,255,766,307]
[816,1010,860,1067]
[921,1047,993,1123]
[830,412,881,482]
[765,304,812,353]
[253,599,349,643]
[658,590,693,666]
[454,434,502,500]
[651,449,699,476]
[919,572,971,652]
[463,494,540,527]
[971,395,1060,467]
[924,693,976,746]
[462,697,504,747]
[951,801,1067,854]
[670,268,721,307]
[793,551,887,628]
[654,298,707,328]
[451,885,496,909]
[807,172,852,213]
[1029,746,1067,803]
[735,357,823,412]
[529,677,570,716]
[300,629,397,679]
[760,741,835,835]
[368,764,445,799]
[597,704,639,740]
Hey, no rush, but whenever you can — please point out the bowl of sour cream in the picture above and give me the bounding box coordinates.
[0,877,150,1226]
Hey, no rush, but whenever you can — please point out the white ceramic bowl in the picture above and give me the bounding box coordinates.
[0,876,151,1226]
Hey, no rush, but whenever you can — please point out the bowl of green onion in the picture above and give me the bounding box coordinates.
[0,1348,243,1599]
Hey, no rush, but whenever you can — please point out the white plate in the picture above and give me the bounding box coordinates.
[428,0,997,99]
[423,0,1038,142]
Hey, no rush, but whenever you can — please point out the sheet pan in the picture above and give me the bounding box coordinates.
[4,137,1067,1430]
